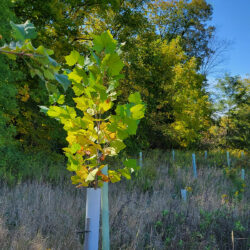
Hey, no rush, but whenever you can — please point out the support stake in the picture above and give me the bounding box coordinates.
[101,166,110,250]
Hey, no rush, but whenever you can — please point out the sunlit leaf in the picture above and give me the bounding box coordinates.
[110,139,126,153]
[128,92,142,104]
[86,168,99,182]
[102,53,124,76]
[93,30,117,54]
[70,143,81,154]
[130,104,145,119]
[65,50,80,66]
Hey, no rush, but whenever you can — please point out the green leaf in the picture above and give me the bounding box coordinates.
[124,118,138,135]
[117,129,129,140]
[65,50,80,66]
[71,175,81,184]
[10,20,37,41]
[123,159,139,171]
[67,162,78,171]
[102,53,124,76]
[70,143,81,154]
[47,106,64,118]
[93,30,117,54]
[49,94,58,104]
[48,56,59,67]
[128,92,142,104]
[130,104,145,119]
[68,67,87,84]
[55,74,71,91]
[115,104,131,118]
[36,45,54,56]
[72,83,85,96]
[108,170,121,183]
[78,55,85,66]
[45,82,59,95]
[74,97,93,112]
[47,106,76,122]
[99,100,113,113]
[91,51,101,66]
[57,95,65,104]
[118,168,131,179]
[110,139,126,153]
[43,69,55,80]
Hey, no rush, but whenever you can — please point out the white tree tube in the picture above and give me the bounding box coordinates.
[84,188,101,250]
[181,189,187,202]
[139,151,143,168]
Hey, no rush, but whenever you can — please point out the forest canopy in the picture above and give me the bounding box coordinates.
[0,0,249,162]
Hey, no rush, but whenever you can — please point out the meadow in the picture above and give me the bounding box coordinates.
[0,150,249,250]
[0,1,249,249]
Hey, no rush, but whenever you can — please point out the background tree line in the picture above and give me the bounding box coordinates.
[0,0,249,175]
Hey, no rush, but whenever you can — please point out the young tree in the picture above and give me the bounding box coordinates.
[1,21,145,249]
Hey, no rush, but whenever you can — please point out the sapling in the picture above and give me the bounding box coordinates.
[45,31,145,249]
[1,22,145,250]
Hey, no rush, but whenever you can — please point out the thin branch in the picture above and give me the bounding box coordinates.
[73,37,93,42]
[0,49,44,58]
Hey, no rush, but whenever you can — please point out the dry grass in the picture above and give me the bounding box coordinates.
[0,151,249,249]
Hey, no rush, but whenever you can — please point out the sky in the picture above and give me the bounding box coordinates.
[206,0,250,80]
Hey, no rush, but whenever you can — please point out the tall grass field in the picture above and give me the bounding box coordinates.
[0,150,249,250]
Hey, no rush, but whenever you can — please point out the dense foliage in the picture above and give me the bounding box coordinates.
[1,18,146,186]
[0,0,248,172]
[203,75,250,150]
[46,31,145,187]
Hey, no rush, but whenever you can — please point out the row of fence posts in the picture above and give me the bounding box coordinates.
[84,150,246,249]
[172,150,246,202]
